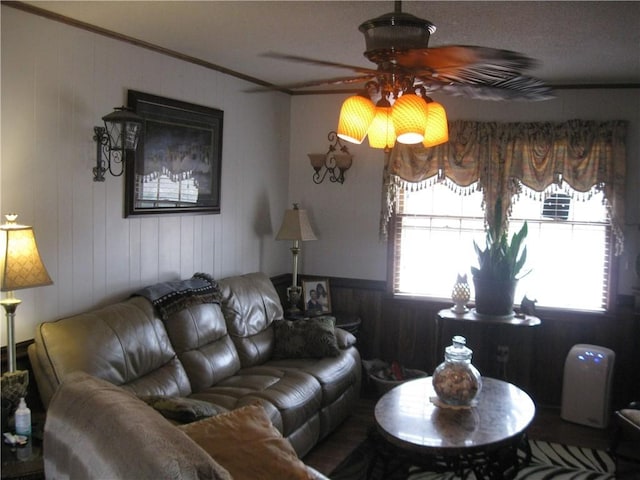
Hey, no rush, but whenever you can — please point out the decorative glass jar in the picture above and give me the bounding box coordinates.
[432,336,482,406]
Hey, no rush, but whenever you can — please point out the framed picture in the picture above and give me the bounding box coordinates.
[302,278,332,315]
[125,90,223,216]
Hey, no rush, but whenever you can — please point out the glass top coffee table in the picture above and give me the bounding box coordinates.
[373,376,535,479]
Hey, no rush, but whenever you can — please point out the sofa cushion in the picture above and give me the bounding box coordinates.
[272,317,340,359]
[162,302,242,392]
[140,395,223,423]
[268,347,361,407]
[33,296,191,406]
[179,403,313,480]
[218,272,284,367]
[44,371,231,480]
[190,365,322,438]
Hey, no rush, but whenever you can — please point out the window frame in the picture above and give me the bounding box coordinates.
[386,187,619,312]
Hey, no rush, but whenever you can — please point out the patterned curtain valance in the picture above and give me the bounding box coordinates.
[381,119,627,253]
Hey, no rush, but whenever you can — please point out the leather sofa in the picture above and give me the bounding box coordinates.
[28,272,362,478]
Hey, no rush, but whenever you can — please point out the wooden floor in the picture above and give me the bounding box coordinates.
[303,387,614,477]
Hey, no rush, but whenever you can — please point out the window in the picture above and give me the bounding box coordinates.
[391,182,612,311]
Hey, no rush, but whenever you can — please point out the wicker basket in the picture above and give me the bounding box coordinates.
[369,368,428,395]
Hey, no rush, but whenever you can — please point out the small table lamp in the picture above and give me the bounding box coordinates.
[1,214,53,411]
[276,204,317,315]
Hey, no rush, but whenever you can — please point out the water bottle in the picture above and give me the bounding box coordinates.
[14,397,31,437]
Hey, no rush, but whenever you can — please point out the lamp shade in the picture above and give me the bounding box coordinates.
[367,103,397,149]
[391,94,429,144]
[1,216,52,291]
[336,95,376,144]
[422,101,449,148]
[276,204,317,242]
[334,154,354,170]
[308,154,326,171]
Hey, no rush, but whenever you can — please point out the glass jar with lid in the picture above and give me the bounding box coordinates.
[432,335,482,406]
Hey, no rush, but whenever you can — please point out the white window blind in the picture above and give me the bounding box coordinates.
[392,182,611,310]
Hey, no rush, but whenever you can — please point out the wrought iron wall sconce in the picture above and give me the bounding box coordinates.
[93,106,143,181]
[308,131,353,184]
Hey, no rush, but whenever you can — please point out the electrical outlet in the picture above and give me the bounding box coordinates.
[497,345,509,363]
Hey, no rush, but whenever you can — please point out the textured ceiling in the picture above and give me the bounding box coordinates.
[17,1,640,92]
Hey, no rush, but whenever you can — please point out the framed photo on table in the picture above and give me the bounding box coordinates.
[302,278,332,315]
[125,90,223,217]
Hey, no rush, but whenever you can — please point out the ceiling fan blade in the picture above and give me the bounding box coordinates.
[262,52,381,76]
[396,45,538,80]
[400,45,551,100]
[245,74,377,92]
[417,74,553,101]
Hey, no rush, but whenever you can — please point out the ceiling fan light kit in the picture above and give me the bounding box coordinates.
[422,101,449,148]
[336,95,377,144]
[390,93,430,144]
[367,102,397,149]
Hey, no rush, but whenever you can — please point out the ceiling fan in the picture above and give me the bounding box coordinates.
[263,1,552,148]
[265,1,551,101]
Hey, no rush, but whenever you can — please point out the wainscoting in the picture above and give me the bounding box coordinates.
[273,275,640,410]
[4,275,639,412]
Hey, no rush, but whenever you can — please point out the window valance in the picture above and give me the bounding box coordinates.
[381,119,627,253]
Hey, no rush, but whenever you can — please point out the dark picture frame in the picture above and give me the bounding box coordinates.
[125,90,223,216]
[302,278,332,315]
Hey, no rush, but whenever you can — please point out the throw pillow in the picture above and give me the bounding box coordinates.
[140,395,222,423]
[272,317,340,359]
[179,403,313,480]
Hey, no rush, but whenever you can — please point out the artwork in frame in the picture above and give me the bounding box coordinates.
[302,278,332,316]
[125,90,223,216]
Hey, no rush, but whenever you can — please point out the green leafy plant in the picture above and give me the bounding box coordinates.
[471,201,529,281]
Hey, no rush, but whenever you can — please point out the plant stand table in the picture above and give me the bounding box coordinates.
[435,308,541,392]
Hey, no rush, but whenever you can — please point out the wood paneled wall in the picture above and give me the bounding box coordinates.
[275,275,640,410]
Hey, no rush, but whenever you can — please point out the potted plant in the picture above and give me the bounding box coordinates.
[471,200,529,316]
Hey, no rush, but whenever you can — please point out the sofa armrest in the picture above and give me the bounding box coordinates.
[335,327,357,349]
[308,466,331,480]
[44,371,231,480]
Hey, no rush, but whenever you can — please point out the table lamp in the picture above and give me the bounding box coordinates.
[1,214,53,410]
[276,204,317,315]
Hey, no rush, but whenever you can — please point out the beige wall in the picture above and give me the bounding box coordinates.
[2,6,639,347]
[289,90,640,293]
[1,7,292,344]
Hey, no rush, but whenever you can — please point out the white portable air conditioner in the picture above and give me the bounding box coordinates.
[561,344,615,428]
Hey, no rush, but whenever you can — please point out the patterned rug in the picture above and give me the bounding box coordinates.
[330,437,616,480]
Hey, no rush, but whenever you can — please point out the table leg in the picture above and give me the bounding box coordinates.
[466,433,531,480]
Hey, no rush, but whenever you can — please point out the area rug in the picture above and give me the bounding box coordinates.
[329,436,616,480]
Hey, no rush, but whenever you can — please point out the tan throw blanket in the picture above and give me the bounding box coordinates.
[44,371,231,480]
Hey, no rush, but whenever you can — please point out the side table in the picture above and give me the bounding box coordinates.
[334,313,362,336]
[1,437,44,480]
[1,413,45,480]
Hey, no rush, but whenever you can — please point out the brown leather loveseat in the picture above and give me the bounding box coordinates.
[28,272,361,478]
